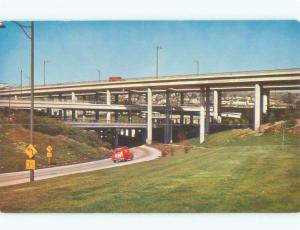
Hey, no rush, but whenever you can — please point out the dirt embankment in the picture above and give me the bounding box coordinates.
[0,124,111,173]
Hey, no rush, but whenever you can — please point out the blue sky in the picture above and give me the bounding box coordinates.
[0,20,300,86]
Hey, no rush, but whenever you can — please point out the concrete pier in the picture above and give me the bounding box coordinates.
[205,86,210,134]
[63,109,67,121]
[213,90,221,122]
[147,88,152,144]
[200,87,205,144]
[106,90,111,123]
[71,92,77,102]
[95,110,99,121]
[180,92,184,105]
[263,90,270,114]
[254,84,262,131]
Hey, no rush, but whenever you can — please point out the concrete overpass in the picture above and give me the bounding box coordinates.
[0,68,299,144]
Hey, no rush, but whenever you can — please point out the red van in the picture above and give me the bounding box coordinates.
[112,146,134,163]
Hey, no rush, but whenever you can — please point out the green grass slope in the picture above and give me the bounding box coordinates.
[0,111,111,173]
[0,128,299,212]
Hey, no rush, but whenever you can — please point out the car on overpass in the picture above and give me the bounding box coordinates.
[112,146,134,163]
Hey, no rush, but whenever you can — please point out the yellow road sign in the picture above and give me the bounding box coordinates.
[25,159,36,170]
[24,144,37,159]
[46,145,53,158]
[47,151,53,158]
[46,145,53,153]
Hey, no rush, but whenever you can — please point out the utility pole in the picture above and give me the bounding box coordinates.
[194,59,199,75]
[170,106,173,144]
[156,45,162,79]
[282,123,285,151]
[96,69,101,81]
[20,69,23,97]
[1,21,36,182]
[30,21,35,182]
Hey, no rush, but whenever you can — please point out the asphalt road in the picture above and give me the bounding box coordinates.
[0,145,161,188]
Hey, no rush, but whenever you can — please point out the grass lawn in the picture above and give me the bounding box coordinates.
[0,128,299,212]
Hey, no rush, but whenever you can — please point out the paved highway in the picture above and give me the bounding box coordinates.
[0,145,161,188]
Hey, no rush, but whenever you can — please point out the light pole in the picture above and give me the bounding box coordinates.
[1,21,35,182]
[96,69,101,81]
[43,60,50,87]
[194,59,199,75]
[156,45,163,78]
[170,106,173,144]
[20,69,23,97]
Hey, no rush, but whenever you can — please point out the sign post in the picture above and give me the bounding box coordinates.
[46,145,53,165]
[24,144,37,182]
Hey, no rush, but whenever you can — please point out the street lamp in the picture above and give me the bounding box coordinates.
[43,60,50,87]
[170,106,173,144]
[96,68,101,81]
[20,69,23,97]
[194,59,199,75]
[156,45,163,79]
[1,21,35,182]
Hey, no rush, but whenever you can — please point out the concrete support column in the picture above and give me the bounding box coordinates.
[58,93,63,102]
[199,87,205,144]
[47,108,52,117]
[82,110,87,121]
[72,109,76,121]
[190,115,193,125]
[263,90,270,114]
[254,84,262,131]
[58,109,63,118]
[213,90,221,122]
[115,94,119,104]
[71,92,77,102]
[165,90,171,143]
[180,92,184,105]
[146,88,152,144]
[180,114,184,124]
[95,110,99,121]
[63,109,67,121]
[115,111,119,121]
[128,91,132,104]
[95,92,100,103]
[205,86,210,134]
[106,90,111,123]
[128,111,132,122]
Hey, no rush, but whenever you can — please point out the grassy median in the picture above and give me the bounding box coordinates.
[0,126,299,212]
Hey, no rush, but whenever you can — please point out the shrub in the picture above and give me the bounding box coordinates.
[177,130,191,154]
[159,144,175,157]
[12,111,112,149]
[240,114,249,128]
[34,116,65,136]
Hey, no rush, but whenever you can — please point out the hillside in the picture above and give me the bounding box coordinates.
[0,111,112,173]
[0,127,299,212]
